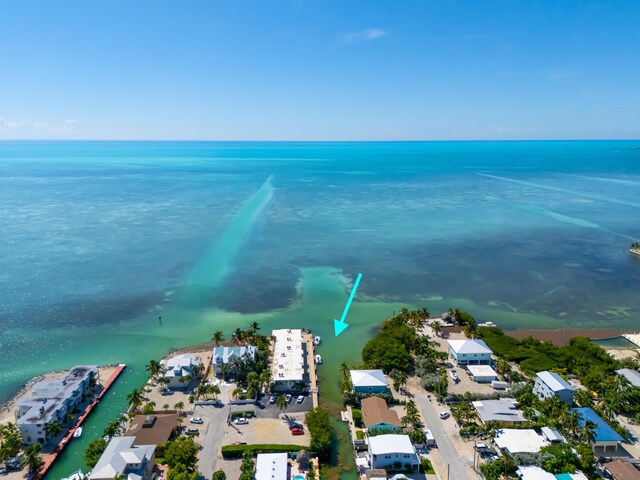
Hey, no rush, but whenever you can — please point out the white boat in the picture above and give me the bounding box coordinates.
[314,336,321,346]
[315,354,322,364]
[478,321,497,328]
[449,370,458,382]
[72,426,83,438]
[62,470,85,480]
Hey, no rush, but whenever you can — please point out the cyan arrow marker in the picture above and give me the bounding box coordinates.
[334,273,362,337]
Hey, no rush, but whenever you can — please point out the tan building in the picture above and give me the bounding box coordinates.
[124,414,178,446]
[360,396,401,434]
[604,460,640,480]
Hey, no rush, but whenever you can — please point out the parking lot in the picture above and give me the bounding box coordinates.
[253,393,312,418]
[222,415,311,446]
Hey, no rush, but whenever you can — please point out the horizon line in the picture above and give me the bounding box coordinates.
[1,138,639,143]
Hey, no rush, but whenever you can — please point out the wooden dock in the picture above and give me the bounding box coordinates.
[35,364,126,480]
[304,333,319,409]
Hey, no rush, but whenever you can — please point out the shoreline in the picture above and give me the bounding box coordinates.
[505,327,629,346]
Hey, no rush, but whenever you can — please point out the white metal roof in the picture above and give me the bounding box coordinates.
[536,371,573,392]
[368,434,415,455]
[448,339,492,355]
[472,398,526,423]
[272,329,305,382]
[255,453,287,480]
[541,426,566,443]
[89,437,155,480]
[467,365,498,378]
[350,369,387,388]
[617,368,640,388]
[495,429,549,453]
[516,466,556,480]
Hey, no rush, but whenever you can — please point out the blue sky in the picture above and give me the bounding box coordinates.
[1,1,639,140]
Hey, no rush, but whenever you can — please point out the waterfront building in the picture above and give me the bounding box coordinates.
[88,436,155,480]
[255,452,288,480]
[349,370,388,394]
[212,345,257,375]
[271,329,308,391]
[15,365,98,445]
[368,434,419,472]
[360,396,401,434]
[534,371,575,404]
[161,354,201,389]
[447,339,493,365]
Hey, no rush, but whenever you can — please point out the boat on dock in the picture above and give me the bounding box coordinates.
[72,426,83,438]
[314,336,321,346]
[61,470,85,480]
[315,354,322,364]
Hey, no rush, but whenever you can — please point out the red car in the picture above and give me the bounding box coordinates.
[291,427,304,435]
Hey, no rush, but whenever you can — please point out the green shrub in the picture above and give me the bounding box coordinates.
[221,444,309,459]
[351,408,363,428]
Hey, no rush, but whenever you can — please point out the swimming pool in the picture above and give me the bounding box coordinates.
[293,476,305,480]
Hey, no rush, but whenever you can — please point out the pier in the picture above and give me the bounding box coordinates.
[35,364,126,480]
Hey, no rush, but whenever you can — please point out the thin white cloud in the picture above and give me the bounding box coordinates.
[0,117,79,136]
[344,28,387,43]
[548,72,572,81]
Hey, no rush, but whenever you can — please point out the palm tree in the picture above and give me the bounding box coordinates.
[127,388,144,409]
[248,321,260,336]
[496,358,511,377]
[208,385,221,400]
[174,401,185,414]
[339,362,350,381]
[260,370,272,391]
[162,403,170,412]
[582,419,598,444]
[43,421,62,441]
[431,321,442,338]
[276,394,288,417]
[231,328,245,345]
[146,359,163,380]
[0,422,22,459]
[103,420,121,439]
[211,330,225,346]
[22,443,43,473]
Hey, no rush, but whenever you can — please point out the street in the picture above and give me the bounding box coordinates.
[408,379,477,480]
[196,399,231,479]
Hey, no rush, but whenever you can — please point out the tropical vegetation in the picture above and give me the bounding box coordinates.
[84,438,108,467]
[305,408,334,460]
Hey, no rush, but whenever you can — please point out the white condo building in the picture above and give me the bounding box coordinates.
[15,365,99,445]
[271,329,308,391]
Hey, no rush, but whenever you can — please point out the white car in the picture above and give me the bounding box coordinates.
[439,411,450,420]
[189,417,203,424]
[269,396,276,404]
[285,394,292,403]
[296,395,305,404]
[234,417,249,425]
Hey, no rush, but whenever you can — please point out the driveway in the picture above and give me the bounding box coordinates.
[406,378,477,480]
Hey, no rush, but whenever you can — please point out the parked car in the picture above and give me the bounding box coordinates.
[232,441,247,445]
[189,417,203,424]
[439,411,450,420]
[234,417,249,425]
[289,422,304,430]
[449,370,459,382]
[296,395,305,403]
[186,428,199,435]
[285,394,292,403]
[269,396,276,404]
[291,427,304,435]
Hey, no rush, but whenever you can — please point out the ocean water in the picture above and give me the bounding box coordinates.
[1,140,640,478]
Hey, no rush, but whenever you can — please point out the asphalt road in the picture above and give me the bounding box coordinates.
[412,393,474,480]
[196,402,231,479]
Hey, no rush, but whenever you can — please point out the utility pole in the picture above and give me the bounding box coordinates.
[447,464,450,480]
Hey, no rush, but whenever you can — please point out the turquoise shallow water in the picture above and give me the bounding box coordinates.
[1,141,640,478]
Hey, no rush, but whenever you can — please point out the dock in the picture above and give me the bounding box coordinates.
[35,364,126,480]
[303,333,319,409]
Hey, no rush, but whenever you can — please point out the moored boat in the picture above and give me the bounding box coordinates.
[315,354,322,364]
[62,470,85,480]
[72,426,83,438]
[314,336,321,346]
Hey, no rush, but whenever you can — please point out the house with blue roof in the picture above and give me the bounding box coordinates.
[571,407,624,451]
[534,371,575,404]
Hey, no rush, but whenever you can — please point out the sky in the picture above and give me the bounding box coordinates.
[1,1,639,140]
